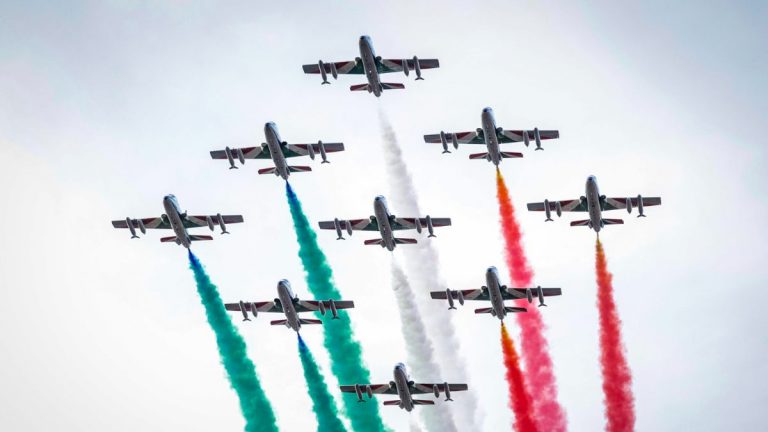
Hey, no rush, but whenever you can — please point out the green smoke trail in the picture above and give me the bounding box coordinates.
[297,335,348,432]
[188,251,279,432]
[285,183,388,432]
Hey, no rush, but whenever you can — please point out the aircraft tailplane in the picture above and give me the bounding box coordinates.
[500,151,524,159]
[364,239,384,246]
[269,319,288,326]
[413,400,435,405]
[383,400,402,406]
[350,84,369,92]
[298,318,322,325]
[504,306,527,313]
[394,238,418,245]
[258,167,277,175]
[381,82,405,90]
[288,166,312,173]
[469,152,489,160]
[602,218,624,225]
[569,219,591,227]
[474,307,494,314]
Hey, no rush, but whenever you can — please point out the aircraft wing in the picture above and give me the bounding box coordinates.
[302,60,364,75]
[318,218,379,231]
[392,217,452,230]
[295,300,355,313]
[340,384,396,395]
[424,131,484,145]
[430,289,487,301]
[411,383,468,394]
[527,199,587,212]
[284,143,345,158]
[183,215,244,228]
[603,196,662,211]
[503,288,562,300]
[112,217,171,230]
[378,58,440,74]
[210,146,270,160]
[225,301,282,313]
[499,129,560,144]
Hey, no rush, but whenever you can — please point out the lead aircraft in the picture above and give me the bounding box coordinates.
[302,35,439,97]
[527,175,662,233]
[224,279,354,333]
[424,107,559,165]
[340,363,468,412]
[318,196,451,251]
[430,266,562,320]
[111,194,243,248]
[210,122,344,180]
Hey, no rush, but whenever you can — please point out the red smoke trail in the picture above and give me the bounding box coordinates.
[595,239,635,432]
[496,169,567,432]
[501,323,537,432]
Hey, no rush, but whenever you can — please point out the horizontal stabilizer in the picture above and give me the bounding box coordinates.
[474,307,494,314]
[288,166,312,173]
[413,400,435,406]
[602,218,624,225]
[299,318,322,325]
[258,167,277,175]
[383,400,401,406]
[270,319,288,326]
[394,238,417,245]
[160,236,179,243]
[381,82,405,90]
[364,239,384,246]
[350,84,369,92]
[504,306,527,313]
[469,152,489,160]
[569,219,591,227]
[500,151,523,159]
[190,235,213,242]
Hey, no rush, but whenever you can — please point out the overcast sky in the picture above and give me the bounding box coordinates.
[1,1,766,431]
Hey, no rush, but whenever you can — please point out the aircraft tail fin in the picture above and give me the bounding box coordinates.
[474,307,494,314]
[504,306,527,313]
[394,238,418,245]
[270,319,288,326]
[381,82,405,90]
[469,152,489,160]
[288,166,312,173]
[258,167,277,175]
[364,239,384,246]
[298,318,322,325]
[350,84,369,92]
[569,219,591,227]
[500,151,524,159]
[602,218,624,225]
[383,400,402,406]
[413,400,435,406]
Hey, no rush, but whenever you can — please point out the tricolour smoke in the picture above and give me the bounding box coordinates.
[379,112,481,431]
[286,183,388,432]
[501,323,537,432]
[595,240,635,432]
[495,168,567,431]
[297,335,348,432]
[187,251,278,432]
[391,259,458,432]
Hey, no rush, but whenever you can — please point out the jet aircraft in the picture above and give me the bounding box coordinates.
[340,363,468,412]
[424,107,559,165]
[527,175,662,233]
[302,35,439,97]
[430,266,561,320]
[318,196,451,251]
[224,279,354,333]
[210,122,344,180]
[111,194,243,248]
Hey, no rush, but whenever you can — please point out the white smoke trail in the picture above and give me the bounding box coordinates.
[409,419,424,432]
[391,259,458,432]
[379,111,483,431]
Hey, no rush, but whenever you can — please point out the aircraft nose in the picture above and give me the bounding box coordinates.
[483,107,492,113]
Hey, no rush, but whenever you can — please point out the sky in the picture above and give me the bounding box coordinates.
[1,1,767,430]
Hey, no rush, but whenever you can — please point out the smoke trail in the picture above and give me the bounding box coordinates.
[378,112,481,431]
[187,251,278,432]
[391,260,458,432]
[297,335,348,432]
[595,240,635,432]
[500,323,537,432]
[285,183,388,432]
[495,168,567,431]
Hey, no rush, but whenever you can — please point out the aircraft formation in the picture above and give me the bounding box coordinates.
[110,35,662,427]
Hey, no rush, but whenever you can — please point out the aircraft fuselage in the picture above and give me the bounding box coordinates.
[486,266,507,320]
[162,194,191,248]
[359,36,382,97]
[393,363,414,411]
[374,196,397,251]
[277,279,301,332]
[481,107,502,165]
[265,122,290,180]
[586,175,603,232]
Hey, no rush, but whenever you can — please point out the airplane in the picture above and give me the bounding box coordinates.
[340,363,468,412]
[423,107,560,165]
[430,266,561,320]
[210,122,344,180]
[317,196,451,251]
[111,194,243,248]
[302,35,440,97]
[224,279,354,333]
[527,175,662,233]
